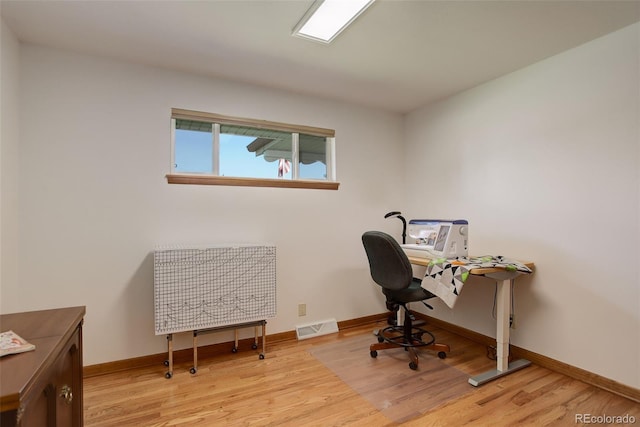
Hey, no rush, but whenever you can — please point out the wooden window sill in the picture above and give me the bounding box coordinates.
[166,174,340,190]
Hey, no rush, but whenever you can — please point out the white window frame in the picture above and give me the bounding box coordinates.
[167,108,338,190]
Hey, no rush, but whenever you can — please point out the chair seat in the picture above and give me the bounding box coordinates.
[383,278,435,304]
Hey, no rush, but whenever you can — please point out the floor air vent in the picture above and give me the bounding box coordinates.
[295,318,339,340]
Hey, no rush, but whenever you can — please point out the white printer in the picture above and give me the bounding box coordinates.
[401,219,469,259]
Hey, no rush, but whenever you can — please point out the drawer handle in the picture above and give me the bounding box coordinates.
[60,385,73,404]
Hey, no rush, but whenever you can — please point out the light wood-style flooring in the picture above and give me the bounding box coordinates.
[83,321,640,426]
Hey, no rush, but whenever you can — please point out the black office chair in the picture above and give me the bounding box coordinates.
[362,231,449,370]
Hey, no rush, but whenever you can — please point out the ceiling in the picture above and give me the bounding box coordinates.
[2,0,640,114]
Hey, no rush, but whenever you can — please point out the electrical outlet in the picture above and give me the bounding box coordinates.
[298,303,306,317]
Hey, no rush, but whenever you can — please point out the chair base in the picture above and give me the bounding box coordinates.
[369,321,450,370]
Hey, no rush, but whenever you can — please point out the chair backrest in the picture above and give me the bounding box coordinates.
[361,231,413,291]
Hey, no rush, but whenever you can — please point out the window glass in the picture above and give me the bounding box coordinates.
[174,120,212,173]
[299,133,327,180]
[221,124,292,179]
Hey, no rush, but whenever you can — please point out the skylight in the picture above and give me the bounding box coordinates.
[292,0,375,43]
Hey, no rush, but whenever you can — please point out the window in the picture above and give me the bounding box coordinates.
[168,108,339,190]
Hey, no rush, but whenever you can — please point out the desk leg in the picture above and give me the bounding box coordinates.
[496,278,511,371]
[261,321,266,359]
[165,334,173,379]
[191,331,198,374]
[469,278,531,386]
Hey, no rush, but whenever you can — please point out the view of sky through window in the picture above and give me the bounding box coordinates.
[175,127,326,180]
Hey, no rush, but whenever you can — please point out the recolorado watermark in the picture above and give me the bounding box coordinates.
[575,414,636,424]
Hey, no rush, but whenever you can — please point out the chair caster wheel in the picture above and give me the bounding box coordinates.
[377,335,384,343]
[438,351,447,359]
[163,360,169,367]
[252,343,258,350]
[259,353,265,360]
[189,367,197,374]
[165,372,172,379]
[370,350,378,358]
[232,347,238,353]
[409,362,418,370]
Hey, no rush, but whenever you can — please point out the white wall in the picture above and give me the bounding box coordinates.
[1,38,406,365]
[0,19,21,302]
[404,23,640,388]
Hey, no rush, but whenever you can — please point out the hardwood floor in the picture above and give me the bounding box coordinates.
[83,321,640,426]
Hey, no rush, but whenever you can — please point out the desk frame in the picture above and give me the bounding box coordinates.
[164,320,267,379]
[408,256,533,386]
[468,270,531,386]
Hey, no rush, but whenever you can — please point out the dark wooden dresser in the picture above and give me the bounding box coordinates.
[0,306,85,427]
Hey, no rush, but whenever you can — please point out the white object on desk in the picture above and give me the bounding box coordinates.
[402,219,468,259]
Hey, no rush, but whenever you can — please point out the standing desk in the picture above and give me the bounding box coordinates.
[407,255,534,386]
